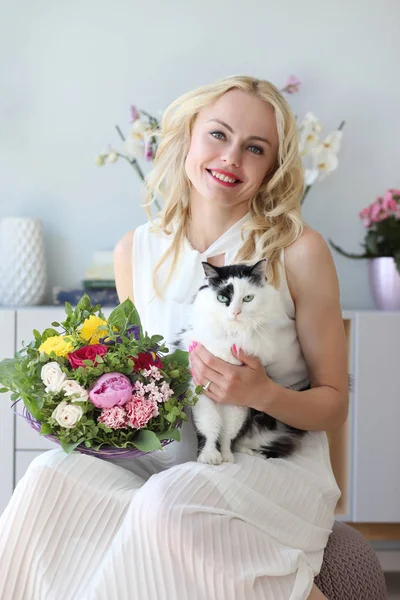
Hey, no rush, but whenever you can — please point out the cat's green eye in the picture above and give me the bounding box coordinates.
[243,294,254,302]
[217,294,229,304]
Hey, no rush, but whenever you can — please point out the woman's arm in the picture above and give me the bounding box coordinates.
[113,229,135,303]
[256,227,349,431]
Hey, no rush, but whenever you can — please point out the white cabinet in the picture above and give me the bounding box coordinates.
[16,309,66,452]
[352,312,400,522]
[0,310,15,515]
[1,307,400,524]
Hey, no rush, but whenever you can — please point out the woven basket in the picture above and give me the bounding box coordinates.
[15,402,177,459]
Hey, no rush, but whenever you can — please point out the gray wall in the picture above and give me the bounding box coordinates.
[1,0,399,309]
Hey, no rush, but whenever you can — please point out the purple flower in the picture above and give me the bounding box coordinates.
[281,75,301,94]
[99,325,140,346]
[130,105,139,122]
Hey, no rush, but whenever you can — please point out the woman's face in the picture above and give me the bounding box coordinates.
[185,89,279,210]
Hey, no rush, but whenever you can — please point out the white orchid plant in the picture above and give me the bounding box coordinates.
[96,75,344,209]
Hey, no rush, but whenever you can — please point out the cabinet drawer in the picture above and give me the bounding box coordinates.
[16,414,58,451]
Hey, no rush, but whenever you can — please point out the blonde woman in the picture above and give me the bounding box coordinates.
[0,76,348,600]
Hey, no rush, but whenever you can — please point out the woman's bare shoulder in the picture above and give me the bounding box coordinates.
[284,226,340,303]
[285,226,330,263]
[113,229,136,302]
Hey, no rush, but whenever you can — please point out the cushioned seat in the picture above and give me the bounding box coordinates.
[315,522,388,599]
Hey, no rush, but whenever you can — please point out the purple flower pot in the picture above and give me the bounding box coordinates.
[369,257,400,311]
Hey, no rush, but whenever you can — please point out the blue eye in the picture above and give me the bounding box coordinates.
[217,294,229,304]
[248,145,263,155]
[210,130,226,140]
[243,295,254,302]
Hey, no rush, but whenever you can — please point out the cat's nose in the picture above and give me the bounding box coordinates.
[233,309,241,318]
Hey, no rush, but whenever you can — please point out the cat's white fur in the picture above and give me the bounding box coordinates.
[182,266,285,465]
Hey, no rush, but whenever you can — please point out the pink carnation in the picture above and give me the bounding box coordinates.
[98,406,128,429]
[126,396,158,429]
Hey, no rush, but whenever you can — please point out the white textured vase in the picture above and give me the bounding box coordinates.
[0,218,47,305]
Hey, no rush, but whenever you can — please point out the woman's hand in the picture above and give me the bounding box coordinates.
[189,342,275,410]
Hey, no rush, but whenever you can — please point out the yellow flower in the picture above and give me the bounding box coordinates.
[39,335,74,358]
[80,315,108,345]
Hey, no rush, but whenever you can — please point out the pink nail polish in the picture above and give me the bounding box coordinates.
[232,344,237,353]
[189,344,193,353]
[192,341,198,349]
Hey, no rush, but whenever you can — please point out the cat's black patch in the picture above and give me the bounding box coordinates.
[171,327,189,349]
[250,409,277,430]
[198,285,208,292]
[260,435,299,459]
[233,404,306,460]
[196,431,206,454]
[194,428,220,456]
[202,261,266,289]
[217,283,234,306]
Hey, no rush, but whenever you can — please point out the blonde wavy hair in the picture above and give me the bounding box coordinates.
[144,75,305,295]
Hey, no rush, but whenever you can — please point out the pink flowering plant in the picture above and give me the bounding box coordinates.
[330,189,400,273]
[0,295,199,455]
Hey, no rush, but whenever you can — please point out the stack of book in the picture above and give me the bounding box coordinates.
[53,251,119,307]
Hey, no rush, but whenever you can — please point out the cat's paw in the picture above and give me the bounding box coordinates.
[236,445,254,456]
[221,450,235,463]
[197,448,223,465]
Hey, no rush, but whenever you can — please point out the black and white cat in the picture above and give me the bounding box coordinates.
[178,260,307,465]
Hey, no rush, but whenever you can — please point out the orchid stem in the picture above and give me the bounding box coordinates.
[115,125,146,180]
[301,185,311,206]
[115,125,161,212]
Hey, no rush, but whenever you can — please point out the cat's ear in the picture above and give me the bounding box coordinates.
[250,259,267,281]
[202,262,220,280]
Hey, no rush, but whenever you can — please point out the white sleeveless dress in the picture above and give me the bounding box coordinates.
[0,214,340,600]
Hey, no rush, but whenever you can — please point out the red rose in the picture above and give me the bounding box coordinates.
[131,351,163,372]
[68,344,108,370]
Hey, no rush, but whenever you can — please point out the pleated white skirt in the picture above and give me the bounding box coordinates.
[0,427,340,600]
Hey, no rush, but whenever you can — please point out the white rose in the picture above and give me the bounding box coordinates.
[61,380,89,402]
[51,401,83,429]
[41,362,67,393]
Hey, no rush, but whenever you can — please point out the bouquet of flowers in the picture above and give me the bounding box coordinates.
[95,75,344,207]
[329,189,400,273]
[0,295,198,456]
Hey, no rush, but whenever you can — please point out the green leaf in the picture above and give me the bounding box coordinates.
[165,349,189,367]
[107,298,142,334]
[61,438,85,454]
[0,358,19,387]
[328,239,369,259]
[132,429,162,452]
[76,294,92,312]
[40,423,52,435]
[365,231,379,255]
[394,251,400,275]
[33,329,42,343]
[156,428,181,442]
[41,328,60,342]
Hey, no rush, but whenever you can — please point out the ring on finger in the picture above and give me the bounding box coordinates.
[203,380,212,392]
